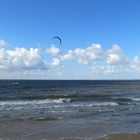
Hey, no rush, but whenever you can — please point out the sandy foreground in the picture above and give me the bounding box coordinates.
[97,133,140,140]
[0,119,139,140]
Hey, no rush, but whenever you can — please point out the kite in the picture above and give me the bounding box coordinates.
[53,36,62,45]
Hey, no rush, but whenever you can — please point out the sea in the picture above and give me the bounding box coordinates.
[0,80,140,140]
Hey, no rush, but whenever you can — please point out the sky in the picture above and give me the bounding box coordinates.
[0,0,140,79]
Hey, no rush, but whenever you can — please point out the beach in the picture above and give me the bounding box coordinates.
[0,118,140,140]
[0,80,140,139]
[98,133,140,140]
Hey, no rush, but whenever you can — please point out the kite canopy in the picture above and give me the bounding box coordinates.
[53,36,62,45]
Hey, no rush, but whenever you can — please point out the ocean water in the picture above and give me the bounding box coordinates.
[0,80,140,139]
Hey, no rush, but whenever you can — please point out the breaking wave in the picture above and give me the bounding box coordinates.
[0,98,71,106]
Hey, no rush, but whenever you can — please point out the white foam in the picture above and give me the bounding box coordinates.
[0,98,71,106]
[70,102,118,107]
[0,100,118,111]
[130,98,140,101]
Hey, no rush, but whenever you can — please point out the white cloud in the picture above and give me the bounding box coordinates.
[78,59,89,65]
[74,48,86,57]
[0,47,47,70]
[45,43,130,73]
[73,44,104,61]
[50,58,61,66]
[64,43,104,65]
[60,50,74,61]
[131,56,140,72]
[0,48,9,60]
[0,41,140,79]
[46,45,60,56]
[106,44,128,65]
[91,65,130,77]
[91,66,106,75]
[0,39,7,46]
[86,44,104,60]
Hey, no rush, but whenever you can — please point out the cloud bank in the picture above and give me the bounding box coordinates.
[0,39,140,79]
[0,47,46,70]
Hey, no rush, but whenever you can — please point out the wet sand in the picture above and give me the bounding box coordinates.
[97,133,140,140]
[0,118,140,140]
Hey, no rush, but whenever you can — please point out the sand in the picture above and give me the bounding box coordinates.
[97,133,140,140]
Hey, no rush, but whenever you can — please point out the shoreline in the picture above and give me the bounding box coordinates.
[97,133,140,140]
[0,119,140,140]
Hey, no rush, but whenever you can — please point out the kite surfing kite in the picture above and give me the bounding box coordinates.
[53,36,62,45]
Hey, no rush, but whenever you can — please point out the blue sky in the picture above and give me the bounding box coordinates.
[0,0,140,79]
